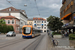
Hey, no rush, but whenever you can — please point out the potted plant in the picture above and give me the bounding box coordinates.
[69,34,75,48]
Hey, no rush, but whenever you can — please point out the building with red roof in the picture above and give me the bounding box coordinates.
[0,16,20,33]
[33,17,47,32]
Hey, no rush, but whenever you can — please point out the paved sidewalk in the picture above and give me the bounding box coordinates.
[56,37,69,46]
[47,35,75,50]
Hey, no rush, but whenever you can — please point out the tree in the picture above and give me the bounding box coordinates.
[0,24,3,32]
[47,15,63,31]
[0,19,6,24]
[7,25,14,31]
[2,24,8,34]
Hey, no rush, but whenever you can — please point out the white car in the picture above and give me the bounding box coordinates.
[6,31,16,37]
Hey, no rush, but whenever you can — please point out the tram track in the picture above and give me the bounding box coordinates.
[0,38,28,49]
[23,35,45,50]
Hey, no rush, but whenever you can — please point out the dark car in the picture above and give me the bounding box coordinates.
[0,32,1,34]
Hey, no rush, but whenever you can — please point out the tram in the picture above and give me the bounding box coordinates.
[22,25,42,38]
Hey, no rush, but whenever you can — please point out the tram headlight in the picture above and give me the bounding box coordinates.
[32,34,34,36]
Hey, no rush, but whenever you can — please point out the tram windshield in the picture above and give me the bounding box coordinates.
[23,27,31,34]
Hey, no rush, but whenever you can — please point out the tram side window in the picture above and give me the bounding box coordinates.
[32,30,35,34]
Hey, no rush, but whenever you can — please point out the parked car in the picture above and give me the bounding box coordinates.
[0,32,1,34]
[6,31,16,37]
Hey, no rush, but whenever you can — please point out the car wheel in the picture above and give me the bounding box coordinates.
[6,35,8,37]
[11,35,13,37]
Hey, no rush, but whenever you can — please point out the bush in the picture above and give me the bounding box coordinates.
[7,25,14,31]
[0,24,3,32]
[2,24,8,34]
[0,24,14,34]
[52,32,61,35]
[69,34,75,40]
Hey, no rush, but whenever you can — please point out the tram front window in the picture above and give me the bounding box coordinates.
[23,27,31,34]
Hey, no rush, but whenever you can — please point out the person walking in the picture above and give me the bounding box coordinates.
[65,31,68,37]
[62,30,65,38]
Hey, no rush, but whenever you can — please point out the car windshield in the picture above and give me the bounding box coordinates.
[7,32,13,34]
[23,27,31,34]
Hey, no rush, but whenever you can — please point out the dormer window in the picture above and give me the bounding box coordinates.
[9,9,12,11]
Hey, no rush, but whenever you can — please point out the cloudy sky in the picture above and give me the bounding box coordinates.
[0,0,62,18]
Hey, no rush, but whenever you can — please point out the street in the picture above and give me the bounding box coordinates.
[0,33,75,50]
[0,33,47,50]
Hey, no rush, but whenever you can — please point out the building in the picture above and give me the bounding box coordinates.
[0,16,20,33]
[0,7,28,32]
[60,0,75,33]
[33,17,47,32]
[27,18,33,25]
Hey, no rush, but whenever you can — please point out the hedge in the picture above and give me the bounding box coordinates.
[69,34,75,40]
[52,32,61,35]
[0,24,14,34]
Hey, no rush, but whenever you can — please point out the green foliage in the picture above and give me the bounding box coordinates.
[0,19,6,24]
[7,25,14,31]
[0,24,14,34]
[0,24,3,32]
[52,32,61,35]
[69,34,75,40]
[0,19,14,34]
[47,15,63,31]
[2,24,8,34]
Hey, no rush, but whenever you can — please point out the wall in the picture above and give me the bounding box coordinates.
[0,13,9,16]
[33,20,47,32]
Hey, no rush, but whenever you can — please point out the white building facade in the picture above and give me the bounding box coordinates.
[0,7,28,32]
[33,18,47,32]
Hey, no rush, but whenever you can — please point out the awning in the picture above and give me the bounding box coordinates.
[41,24,43,25]
[34,24,36,25]
[61,13,71,20]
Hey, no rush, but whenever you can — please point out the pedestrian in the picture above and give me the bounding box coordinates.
[65,31,68,37]
[62,30,64,38]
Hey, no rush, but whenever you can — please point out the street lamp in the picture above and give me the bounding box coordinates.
[24,4,27,6]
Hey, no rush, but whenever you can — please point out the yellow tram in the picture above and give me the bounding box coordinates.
[22,25,41,38]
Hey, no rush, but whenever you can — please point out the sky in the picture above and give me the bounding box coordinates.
[0,0,62,19]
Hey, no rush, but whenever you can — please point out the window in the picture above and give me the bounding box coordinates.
[44,24,46,26]
[12,19,14,24]
[42,26,43,29]
[29,22,30,24]
[8,20,10,24]
[38,27,40,29]
[21,22,23,24]
[42,21,43,23]
[44,27,46,29]
[9,9,12,11]
[44,30,46,32]
[31,22,32,25]
[44,21,46,23]
[37,21,40,23]
[35,21,36,23]
[23,27,31,34]
[9,13,11,16]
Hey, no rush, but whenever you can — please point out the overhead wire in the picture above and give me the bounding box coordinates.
[34,0,40,17]
[6,0,45,17]
[6,0,14,7]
